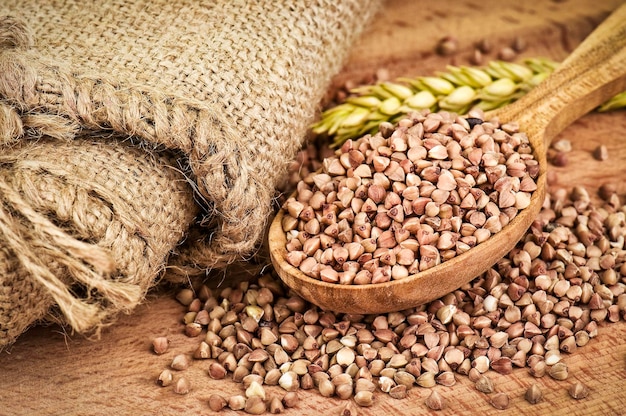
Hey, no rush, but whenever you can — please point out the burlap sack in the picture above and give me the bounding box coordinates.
[0,133,199,349]
[0,0,381,277]
[0,1,380,346]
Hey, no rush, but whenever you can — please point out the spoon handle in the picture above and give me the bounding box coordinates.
[496,3,626,147]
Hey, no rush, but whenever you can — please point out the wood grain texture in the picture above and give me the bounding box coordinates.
[1,0,626,415]
[333,0,620,85]
[1,287,624,416]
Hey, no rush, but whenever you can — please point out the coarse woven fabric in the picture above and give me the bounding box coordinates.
[0,135,199,349]
[0,0,381,277]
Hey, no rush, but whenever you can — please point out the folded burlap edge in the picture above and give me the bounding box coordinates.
[0,132,201,348]
[0,14,267,267]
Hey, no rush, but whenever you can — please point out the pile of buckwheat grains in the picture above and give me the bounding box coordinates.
[146,29,626,402]
[151,113,625,413]
[281,109,538,285]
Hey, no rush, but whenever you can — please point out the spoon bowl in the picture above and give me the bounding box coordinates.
[269,4,626,314]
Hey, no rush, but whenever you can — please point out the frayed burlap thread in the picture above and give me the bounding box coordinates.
[0,134,199,349]
[0,1,381,277]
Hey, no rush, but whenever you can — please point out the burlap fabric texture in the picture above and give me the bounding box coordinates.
[0,1,380,347]
[0,0,381,275]
[0,135,199,348]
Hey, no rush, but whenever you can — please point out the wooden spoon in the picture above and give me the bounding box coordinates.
[269,4,626,314]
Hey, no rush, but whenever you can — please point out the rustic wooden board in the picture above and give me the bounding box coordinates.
[1,0,625,415]
[1,288,624,416]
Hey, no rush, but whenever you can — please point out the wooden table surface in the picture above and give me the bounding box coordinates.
[1,1,625,415]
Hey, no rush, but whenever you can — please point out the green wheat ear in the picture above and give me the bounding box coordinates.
[598,91,626,112]
[312,58,625,147]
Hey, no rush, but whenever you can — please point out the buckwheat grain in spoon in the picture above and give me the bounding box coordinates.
[269,4,626,314]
